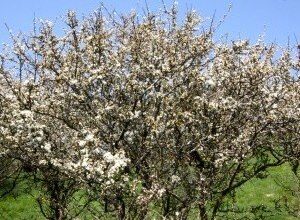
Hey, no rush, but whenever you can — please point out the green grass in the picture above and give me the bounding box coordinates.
[0,164,299,219]
[0,193,43,220]
[0,179,44,220]
[222,163,299,219]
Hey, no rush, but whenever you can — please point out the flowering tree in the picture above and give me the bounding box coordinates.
[0,4,300,220]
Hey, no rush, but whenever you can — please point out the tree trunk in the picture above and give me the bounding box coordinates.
[48,179,66,220]
[199,203,208,220]
[117,194,126,220]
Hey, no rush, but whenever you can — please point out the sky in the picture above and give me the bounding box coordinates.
[0,0,299,47]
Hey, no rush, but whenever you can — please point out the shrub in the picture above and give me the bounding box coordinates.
[0,4,299,219]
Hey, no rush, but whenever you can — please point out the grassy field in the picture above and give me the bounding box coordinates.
[0,180,43,220]
[222,164,299,219]
[0,164,299,219]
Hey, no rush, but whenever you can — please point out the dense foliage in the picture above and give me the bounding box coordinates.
[0,4,299,220]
